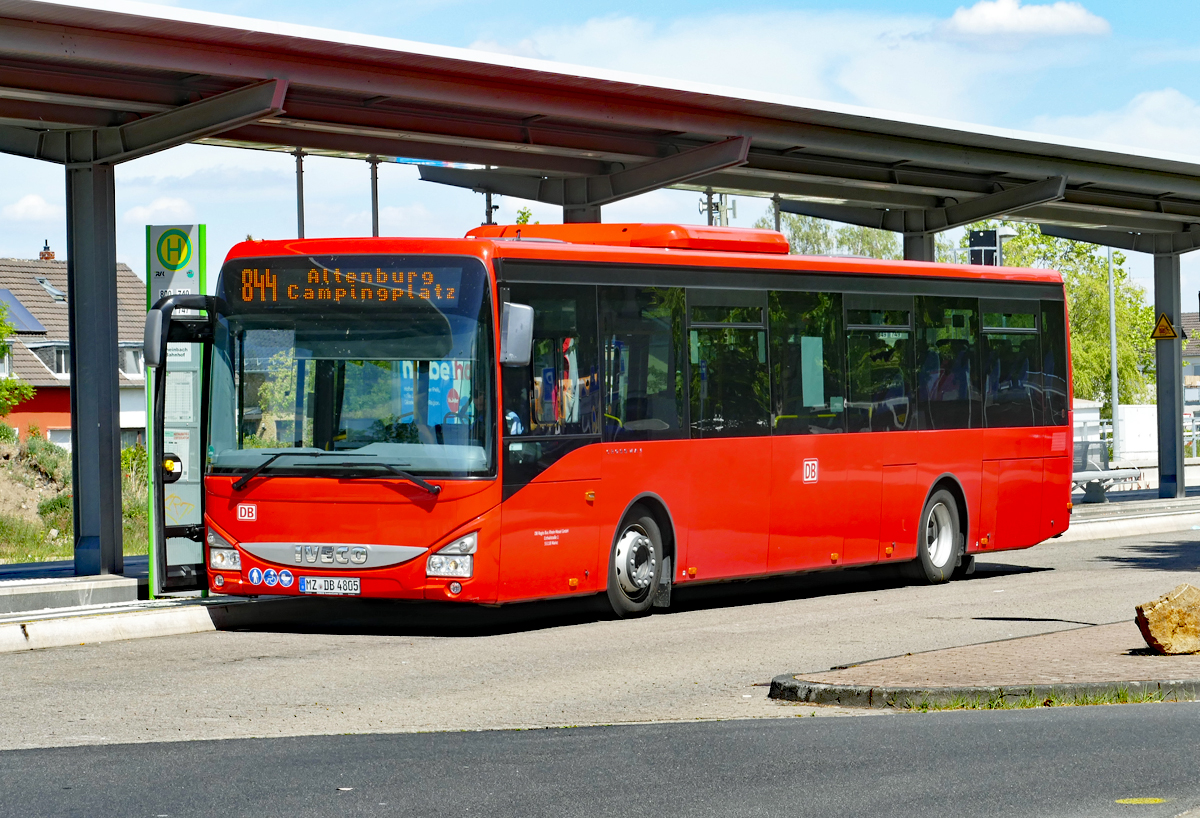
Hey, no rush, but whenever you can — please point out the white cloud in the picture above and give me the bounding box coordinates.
[467,10,1094,122]
[1,194,63,222]
[469,36,544,59]
[1031,88,1200,159]
[122,196,196,225]
[945,0,1109,37]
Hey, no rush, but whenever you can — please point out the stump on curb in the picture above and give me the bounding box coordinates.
[1136,584,1200,655]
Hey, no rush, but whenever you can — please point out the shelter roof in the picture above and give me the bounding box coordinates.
[2,0,1200,238]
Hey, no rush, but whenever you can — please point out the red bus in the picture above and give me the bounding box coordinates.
[145,223,1072,615]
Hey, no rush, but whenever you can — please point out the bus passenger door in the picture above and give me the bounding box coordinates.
[497,283,602,601]
[684,291,771,579]
[766,289,848,572]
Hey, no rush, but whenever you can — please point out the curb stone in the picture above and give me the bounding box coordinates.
[768,674,1200,709]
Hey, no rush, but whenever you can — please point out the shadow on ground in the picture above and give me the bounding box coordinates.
[1094,538,1200,572]
[220,560,1050,639]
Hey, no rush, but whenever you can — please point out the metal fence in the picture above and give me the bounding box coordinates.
[1073,415,1200,462]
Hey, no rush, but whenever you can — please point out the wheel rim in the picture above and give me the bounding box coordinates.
[925,502,955,569]
[613,525,655,597]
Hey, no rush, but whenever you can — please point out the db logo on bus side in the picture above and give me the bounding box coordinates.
[237,503,257,521]
[803,459,818,484]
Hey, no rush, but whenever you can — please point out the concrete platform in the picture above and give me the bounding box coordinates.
[1061,493,1200,541]
[0,556,148,615]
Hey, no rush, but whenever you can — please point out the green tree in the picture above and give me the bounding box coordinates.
[515,207,538,225]
[960,221,1154,408]
[754,208,834,254]
[755,206,900,259]
[834,225,900,259]
[0,304,33,415]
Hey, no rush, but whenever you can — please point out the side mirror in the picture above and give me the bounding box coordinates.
[499,302,534,367]
[144,294,217,369]
[144,308,166,368]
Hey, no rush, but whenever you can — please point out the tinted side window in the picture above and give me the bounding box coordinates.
[981,300,1042,428]
[769,290,846,434]
[1041,299,1069,426]
[688,290,770,438]
[502,284,600,437]
[915,296,981,430]
[600,286,686,441]
[845,296,915,433]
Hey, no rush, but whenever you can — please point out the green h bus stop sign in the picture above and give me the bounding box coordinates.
[146,224,206,597]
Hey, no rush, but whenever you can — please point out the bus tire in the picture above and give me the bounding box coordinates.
[607,505,663,618]
[913,489,961,584]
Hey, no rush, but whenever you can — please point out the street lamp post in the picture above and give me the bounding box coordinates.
[1110,246,1120,459]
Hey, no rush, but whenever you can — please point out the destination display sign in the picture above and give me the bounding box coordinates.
[227,264,463,308]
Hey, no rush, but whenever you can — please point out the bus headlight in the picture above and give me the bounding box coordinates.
[207,528,241,571]
[427,532,477,577]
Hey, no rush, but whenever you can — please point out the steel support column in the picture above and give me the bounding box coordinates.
[65,159,122,575]
[565,205,601,223]
[369,156,380,237]
[903,232,935,262]
[1155,252,1185,498]
[295,148,305,239]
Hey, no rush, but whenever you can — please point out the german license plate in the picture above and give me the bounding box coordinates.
[299,576,361,596]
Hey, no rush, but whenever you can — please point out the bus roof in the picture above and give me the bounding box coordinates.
[224,226,1064,285]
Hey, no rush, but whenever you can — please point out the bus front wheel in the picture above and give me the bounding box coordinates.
[607,505,663,618]
[912,489,962,584]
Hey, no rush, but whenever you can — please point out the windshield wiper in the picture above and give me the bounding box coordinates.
[232,452,289,491]
[334,461,442,495]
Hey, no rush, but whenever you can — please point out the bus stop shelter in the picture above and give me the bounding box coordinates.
[1,0,1199,575]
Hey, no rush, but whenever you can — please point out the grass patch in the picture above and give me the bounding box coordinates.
[0,440,149,564]
[901,686,1167,711]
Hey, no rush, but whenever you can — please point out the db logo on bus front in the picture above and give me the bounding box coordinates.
[802,459,819,484]
[237,503,257,521]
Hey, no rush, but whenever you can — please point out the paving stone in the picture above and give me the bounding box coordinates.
[791,621,1200,688]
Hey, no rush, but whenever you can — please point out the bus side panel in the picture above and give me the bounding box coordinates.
[599,440,691,584]
[498,445,601,602]
[914,429,982,561]
[1042,456,1071,540]
[1043,427,1072,540]
[686,437,771,580]
[879,462,918,563]
[983,459,1045,552]
[840,435,883,565]
[768,435,845,573]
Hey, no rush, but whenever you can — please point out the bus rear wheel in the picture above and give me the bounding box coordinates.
[912,489,962,585]
[606,505,663,618]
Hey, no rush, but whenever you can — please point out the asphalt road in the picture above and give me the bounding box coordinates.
[0,529,1198,751]
[4,703,1200,818]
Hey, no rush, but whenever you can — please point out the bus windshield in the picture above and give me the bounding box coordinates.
[207,254,495,479]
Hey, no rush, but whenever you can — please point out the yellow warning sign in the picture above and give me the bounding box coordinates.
[1151,313,1179,340]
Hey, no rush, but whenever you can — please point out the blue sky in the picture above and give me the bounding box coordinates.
[4,0,1200,296]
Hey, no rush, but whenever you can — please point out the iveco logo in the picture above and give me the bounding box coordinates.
[240,541,425,570]
[295,545,368,565]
